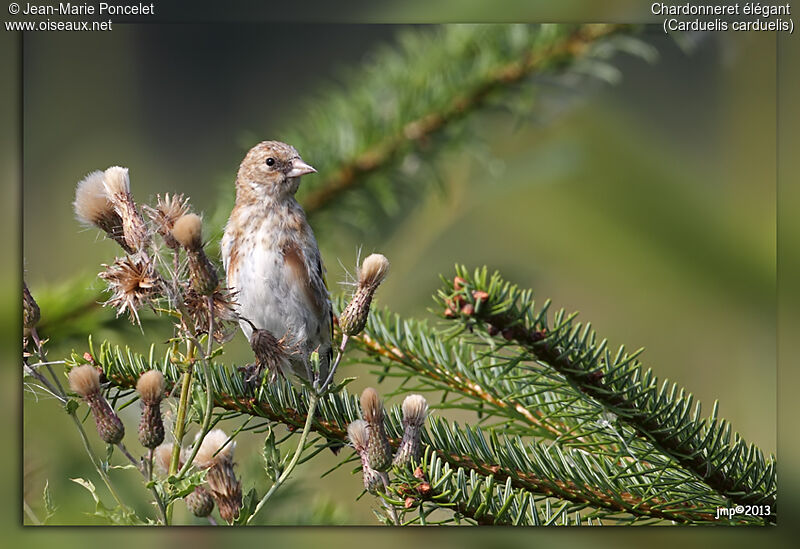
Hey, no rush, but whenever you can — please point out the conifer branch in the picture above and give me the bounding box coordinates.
[76,337,764,525]
[436,266,776,519]
[298,24,633,217]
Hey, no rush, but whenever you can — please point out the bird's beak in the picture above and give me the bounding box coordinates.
[287,158,317,178]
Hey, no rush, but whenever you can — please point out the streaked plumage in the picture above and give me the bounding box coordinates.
[222,141,332,379]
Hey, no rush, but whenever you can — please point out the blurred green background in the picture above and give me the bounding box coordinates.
[12,15,784,541]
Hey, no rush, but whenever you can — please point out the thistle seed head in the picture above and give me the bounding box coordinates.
[102,166,148,251]
[393,394,429,468]
[172,213,204,251]
[360,387,392,472]
[207,461,242,523]
[360,387,383,424]
[136,370,165,405]
[23,281,40,332]
[99,256,160,324]
[143,193,190,249]
[249,328,293,381]
[194,428,235,468]
[68,364,100,398]
[73,170,131,252]
[153,443,176,475]
[102,166,130,196]
[69,366,125,445]
[401,394,428,429]
[339,253,390,336]
[358,253,390,290]
[185,485,215,518]
[347,419,369,453]
[184,286,239,342]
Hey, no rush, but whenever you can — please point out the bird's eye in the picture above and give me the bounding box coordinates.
[266,157,275,167]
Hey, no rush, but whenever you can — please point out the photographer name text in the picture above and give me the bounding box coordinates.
[20,2,154,15]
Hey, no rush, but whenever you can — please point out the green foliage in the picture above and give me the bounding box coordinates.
[78,271,775,526]
[71,478,145,525]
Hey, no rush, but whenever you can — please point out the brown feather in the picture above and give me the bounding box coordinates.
[282,241,323,318]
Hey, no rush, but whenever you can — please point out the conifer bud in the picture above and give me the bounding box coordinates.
[102,166,149,251]
[340,254,390,336]
[347,420,384,494]
[136,370,165,449]
[68,364,125,444]
[393,394,428,467]
[194,429,242,523]
[185,485,215,518]
[360,387,392,472]
[23,281,40,334]
[73,170,132,252]
[173,213,219,295]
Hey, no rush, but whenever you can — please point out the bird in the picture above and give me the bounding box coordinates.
[221,141,332,381]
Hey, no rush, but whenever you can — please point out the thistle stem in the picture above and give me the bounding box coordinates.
[246,393,319,524]
[169,365,194,476]
[176,297,217,478]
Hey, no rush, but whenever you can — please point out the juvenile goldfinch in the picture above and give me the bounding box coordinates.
[222,141,332,380]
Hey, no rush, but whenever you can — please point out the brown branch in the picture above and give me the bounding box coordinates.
[301,24,629,215]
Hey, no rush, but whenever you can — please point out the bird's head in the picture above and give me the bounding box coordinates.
[236,141,316,202]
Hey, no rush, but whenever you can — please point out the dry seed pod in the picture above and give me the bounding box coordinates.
[347,419,384,494]
[68,364,124,444]
[194,429,242,523]
[340,254,389,336]
[73,170,132,252]
[173,214,219,295]
[393,394,429,467]
[360,387,392,472]
[185,485,215,518]
[136,370,165,449]
[102,166,149,251]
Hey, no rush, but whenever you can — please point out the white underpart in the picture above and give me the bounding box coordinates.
[222,203,329,378]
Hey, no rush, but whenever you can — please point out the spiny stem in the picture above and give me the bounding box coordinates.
[246,393,319,524]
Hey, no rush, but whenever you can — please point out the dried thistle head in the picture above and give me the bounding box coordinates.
[207,462,242,523]
[401,394,428,429]
[340,253,390,336]
[69,364,125,444]
[73,171,131,252]
[23,281,40,333]
[153,443,176,475]
[102,166,131,196]
[68,364,100,397]
[360,387,383,424]
[185,485,215,518]
[172,213,204,252]
[347,419,385,494]
[136,370,165,405]
[360,387,392,472]
[143,193,190,249]
[194,428,235,468]
[184,286,239,342]
[249,328,293,382]
[358,253,390,291]
[347,419,369,453]
[99,256,161,324]
[393,394,429,468]
[102,166,149,251]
